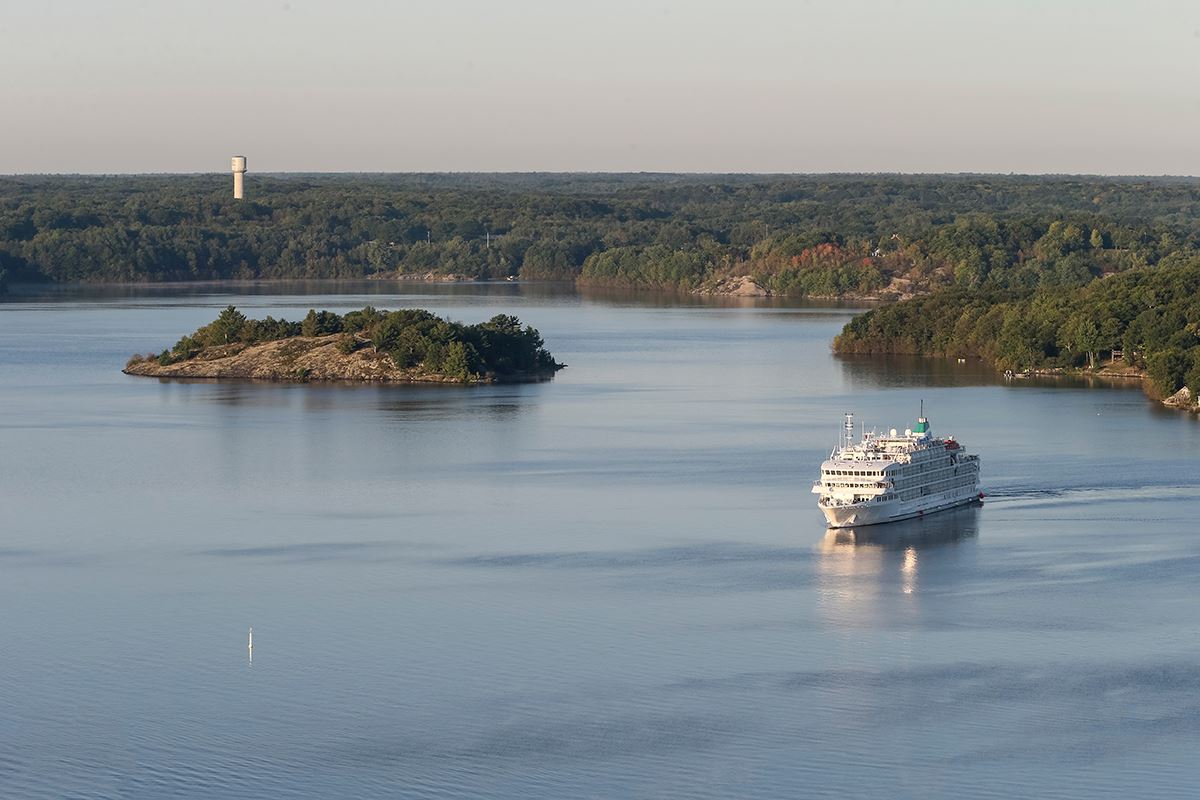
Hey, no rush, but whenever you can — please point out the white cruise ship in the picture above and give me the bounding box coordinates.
[813,409,981,528]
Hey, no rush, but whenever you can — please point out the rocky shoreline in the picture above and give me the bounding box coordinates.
[1162,386,1200,413]
[1004,362,1199,414]
[123,334,553,384]
[368,271,492,283]
[696,273,904,302]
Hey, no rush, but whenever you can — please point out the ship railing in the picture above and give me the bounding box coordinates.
[817,481,888,492]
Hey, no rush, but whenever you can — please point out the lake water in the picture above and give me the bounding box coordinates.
[2,283,1198,799]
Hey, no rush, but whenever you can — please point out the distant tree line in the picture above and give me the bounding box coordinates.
[155,305,561,381]
[5,173,1200,296]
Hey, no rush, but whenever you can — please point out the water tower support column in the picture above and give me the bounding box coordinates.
[231,156,247,199]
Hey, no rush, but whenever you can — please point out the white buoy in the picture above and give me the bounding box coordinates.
[248,626,253,664]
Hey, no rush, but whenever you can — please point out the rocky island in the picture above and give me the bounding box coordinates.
[125,306,564,384]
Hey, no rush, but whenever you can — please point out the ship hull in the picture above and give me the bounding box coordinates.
[822,489,982,529]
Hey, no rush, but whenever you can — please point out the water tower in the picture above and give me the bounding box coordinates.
[231,156,247,199]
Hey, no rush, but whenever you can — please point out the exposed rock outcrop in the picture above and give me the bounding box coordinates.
[703,275,770,296]
[124,335,526,384]
[370,271,479,283]
[1162,386,1199,413]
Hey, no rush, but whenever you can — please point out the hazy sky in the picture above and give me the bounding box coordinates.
[4,0,1200,174]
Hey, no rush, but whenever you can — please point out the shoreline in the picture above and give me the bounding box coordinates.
[928,356,1198,414]
[11,276,1190,412]
[3,275,893,303]
[123,334,561,385]
[692,273,901,303]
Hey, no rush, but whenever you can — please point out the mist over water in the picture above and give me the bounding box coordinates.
[2,283,1198,799]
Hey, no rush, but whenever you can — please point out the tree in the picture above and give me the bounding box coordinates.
[301,309,320,337]
[1146,347,1191,397]
[1098,316,1121,360]
[301,309,343,337]
[440,341,478,381]
[1058,314,1102,368]
[208,305,246,345]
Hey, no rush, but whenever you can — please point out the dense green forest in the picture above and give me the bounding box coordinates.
[5,173,1200,297]
[142,305,561,381]
[834,257,1200,398]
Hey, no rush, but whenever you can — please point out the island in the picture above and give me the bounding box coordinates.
[124,306,564,384]
[832,258,1200,414]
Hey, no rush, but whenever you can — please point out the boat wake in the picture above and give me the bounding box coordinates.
[983,484,1200,509]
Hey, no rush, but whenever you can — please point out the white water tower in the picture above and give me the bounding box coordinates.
[231,156,247,199]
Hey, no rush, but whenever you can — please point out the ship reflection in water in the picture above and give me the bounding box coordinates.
[815,505,981,626]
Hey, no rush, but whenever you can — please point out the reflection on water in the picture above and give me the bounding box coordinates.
[3,278,864,311]
[840,353,1151,399]
[5,286,1200,799]
[823,504,982,550]
[816,506,981,626]
[153,380,543,423]
[0,278,578,304]
[576,284,872,310]
[838,353,1000,389]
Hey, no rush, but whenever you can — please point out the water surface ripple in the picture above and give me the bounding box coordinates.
[1,284,1197,799]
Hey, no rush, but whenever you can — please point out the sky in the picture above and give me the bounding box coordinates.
[3,0,1200,174]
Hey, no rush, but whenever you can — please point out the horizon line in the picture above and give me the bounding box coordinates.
[2,170,1199,180]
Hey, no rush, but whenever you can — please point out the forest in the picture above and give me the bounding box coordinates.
[11,173,1200,393]
[834,256,1200,398]
[143,305,562,381]
[5,173,1200,298]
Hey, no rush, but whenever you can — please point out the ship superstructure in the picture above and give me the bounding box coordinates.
[813,409,981,528]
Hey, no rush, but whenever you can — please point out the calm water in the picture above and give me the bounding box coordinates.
[2,283,1198,799]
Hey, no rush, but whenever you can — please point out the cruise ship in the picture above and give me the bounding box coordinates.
[813,409,981,528]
